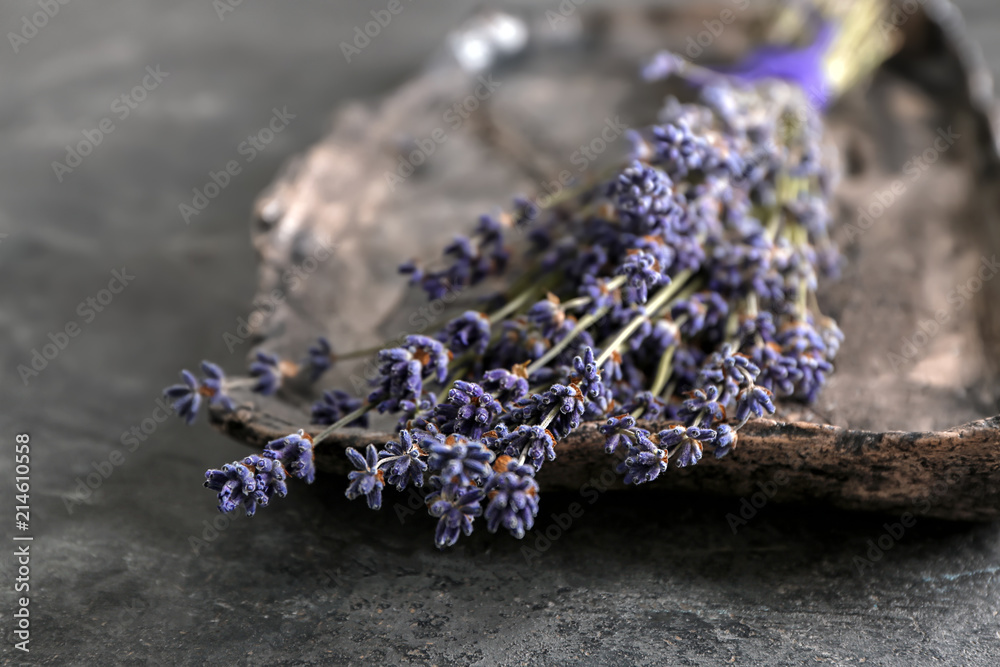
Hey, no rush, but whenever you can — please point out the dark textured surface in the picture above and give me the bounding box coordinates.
[2,1,1000,665]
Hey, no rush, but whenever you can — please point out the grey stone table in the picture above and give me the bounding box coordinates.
[2,1,1000,665]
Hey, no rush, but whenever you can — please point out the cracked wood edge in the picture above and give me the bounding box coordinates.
[209,394,1000,521]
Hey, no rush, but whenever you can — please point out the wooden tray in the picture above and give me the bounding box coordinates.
[209,1,1000,520]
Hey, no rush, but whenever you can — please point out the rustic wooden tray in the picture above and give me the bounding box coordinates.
[209,1,1000,520]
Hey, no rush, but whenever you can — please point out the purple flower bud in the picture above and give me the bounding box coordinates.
[736,385,775,422]
[617,430,667,485]
[249,351,285,396]
[345,444,384,510]
[426,481,483,549]
[377,430,428,491]
[426,433,493,486]
[311,389,367,428]
[369,336,451,413]
[430,381,503,440]
[442,311,491,355]
[482,367,529,407]
[164,361,235,425]
[263,429,316,484]
[484,458,539,539]
[164,369,202,425]
[599,414,640,454]
[499,425,556,470]
[304,336,334,382]
[204,455,288,517]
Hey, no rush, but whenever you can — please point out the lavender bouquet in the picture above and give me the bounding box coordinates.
[164,11,893,548]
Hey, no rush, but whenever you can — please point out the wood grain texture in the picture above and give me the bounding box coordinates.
[210,386,1000,520]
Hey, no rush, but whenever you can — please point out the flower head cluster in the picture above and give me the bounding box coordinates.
[506,383,586,440]
[345,444,384,510]
[163,361,235,425]
[204,455,288,517]
[311,389,367,428]
[201,428,317,517]
[263,429,317,484]
[369,335,451,413]
[442,311,492,355]
[304,336,334,382]
[430,381,503,440]
[400,213,510,300]
[481,367,529,405]
[498,425,556,470]
[426,433,494,486]
[378,430,428,491]
[484,457,539,539]
[250,351,299,396]
[426,480,484,549]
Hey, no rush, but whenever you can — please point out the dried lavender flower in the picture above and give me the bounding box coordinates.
[345,444,385,510]
[311,390,367,428]
[183,38,854,548]
[484,457,539,539]
[263,429,316,484]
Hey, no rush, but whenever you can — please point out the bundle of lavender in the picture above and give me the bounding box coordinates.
[165,12,891,548]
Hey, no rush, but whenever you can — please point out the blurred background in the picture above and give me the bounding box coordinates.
[2,1,1000,664]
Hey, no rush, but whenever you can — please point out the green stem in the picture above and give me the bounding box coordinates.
[765,209,783,243]
[517,405,561,465]
[224,378,257,391]
[660,379,677,405]
[796,279,808,319]
[330,272,557,363]
[648,344,677,399]
[559,296,592,311]
[525,308,608,376]
[489,282,545,324]
[596,271,693,367]
[330,346,383,361]
[523,275,627,375]
[313,404,372,444]
[436,381,455,405]
[539,405,559,430]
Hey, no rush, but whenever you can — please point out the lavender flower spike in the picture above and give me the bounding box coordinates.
[481,366,530,407]
[618,430,667,485]
[378,430,428,491]
[263,429,317,484]
[345,444,385,510]
[164,369,202,425]
[163,361,234,425]
[484,457,539,539]
[442,311,491,355]
[426,482,483,549]
[311,389,367,428]
[499,425,556,470]
[249,351,299,396]
[426,434,493,487]
[204,455,288,517]
[431,381,503,440]
[199,361,236,412]
[304,336,335,382]
[368,335,451,413]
